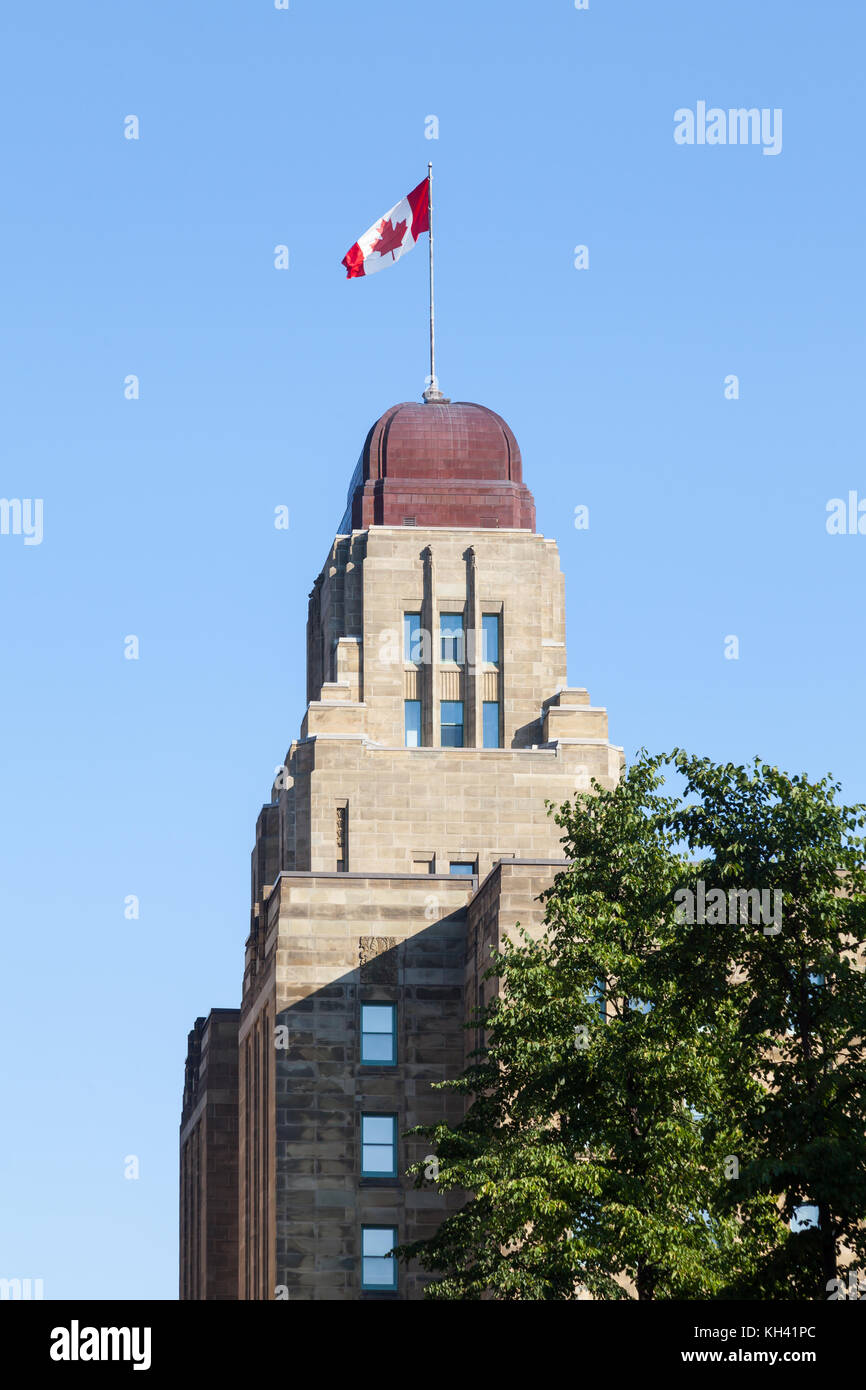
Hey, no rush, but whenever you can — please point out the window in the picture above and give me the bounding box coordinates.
[361,1003,396,1065]
[440,700,464,747]
[791,1203,820,1233]
[361,1114,397,1177]
[450,861,475,877]
[440,612,465,663]
[404,613,422,663]
[404,699,422,748]
[361,1226,398,1291]
[336,802,348,872]
[588,978,606,1022]
[482,613,500,664]
[482,701,500,748]
[785,972,825,1036]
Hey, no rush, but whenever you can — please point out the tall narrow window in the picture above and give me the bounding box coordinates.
[440,700,464,747]
[786,971,825,1035]
[361,1003,396,1065]
[589,978,606,1022]
[482,613,500,664]
[440,613,465,663]
[336,802,348,872]
[403,613,423,664]
[361,1226,398,1291]
[482,701,500,748]
[404,699,422,748]
[361,1115,397,1177]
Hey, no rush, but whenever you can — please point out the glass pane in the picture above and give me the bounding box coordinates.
[362,1033,394,1062]
[482,614,499,664]
[362,1256,394,1287]
[404,614,422,663]
[482,701,499,748]
[361,1005,394,1033]
[404,700,421,748]
[363,1227,396,1258]
[441,701,464,748]
[440,613,464,662]
[363,1145,394,1173]
[362,1116,394,1145]
[450,862,475,876]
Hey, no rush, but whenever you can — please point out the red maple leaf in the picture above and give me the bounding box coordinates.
[371,216,407,260]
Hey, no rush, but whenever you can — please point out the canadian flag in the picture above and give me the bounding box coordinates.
[341,177,430,279]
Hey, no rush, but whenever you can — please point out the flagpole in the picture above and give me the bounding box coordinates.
[423,161,445,403]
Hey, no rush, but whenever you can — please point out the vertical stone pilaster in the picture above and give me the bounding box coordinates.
[465,545,480,748]
[306,577,324,704]
[421,545,437,747]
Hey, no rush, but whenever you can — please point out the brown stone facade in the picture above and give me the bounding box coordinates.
[180,397,624,1299]
[180,1009,240,1300]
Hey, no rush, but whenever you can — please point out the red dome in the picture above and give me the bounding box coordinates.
[340,401,536,532]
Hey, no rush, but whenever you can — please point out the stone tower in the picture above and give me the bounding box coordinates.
[180,396,623,1300]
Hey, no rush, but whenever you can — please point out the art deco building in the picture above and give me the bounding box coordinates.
[179,395,623,1300]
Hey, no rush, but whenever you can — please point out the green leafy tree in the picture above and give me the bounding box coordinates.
[663,751,866,1298]
[399,755,778,1299]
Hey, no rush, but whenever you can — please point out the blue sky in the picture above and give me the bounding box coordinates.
[0,0,862,1299]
